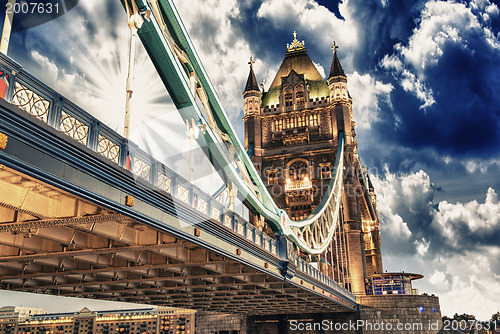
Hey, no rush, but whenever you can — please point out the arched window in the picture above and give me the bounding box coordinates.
[309,113,318,127]
[296,90,304,104]
[285,92,293,107]
[287,159,309,182]
[275,118,283,131]
[266,168,279,185]
[297,115,305,127]
[335,85,341,99]
[320,163,332,179]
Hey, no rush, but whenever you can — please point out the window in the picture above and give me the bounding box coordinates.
[266,169,279,185]
[297,115,305,127]
[285,92,293,107]
[320,163,332,179]
[296,90,304,104]
[274,118,283,131]
[335,86,341,99]
[309,113,318,127]
[288,159,309,181]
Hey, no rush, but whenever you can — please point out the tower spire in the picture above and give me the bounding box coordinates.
[329,41,346,79]
[244,56,260,93]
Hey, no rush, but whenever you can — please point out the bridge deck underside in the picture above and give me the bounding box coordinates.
[0,166,352,315]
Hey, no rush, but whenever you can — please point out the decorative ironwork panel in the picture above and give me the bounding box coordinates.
[12,82,50,123]
[59,111,89,145]
[211,207,221,223]
[255,233,261,247]
[224,215,232,229]
[246,228,253,241]
[157,173,172,193]
[177,185,189,204]
[97,134,120,164]
[237,222,244,236]
[271,243,277,255]
[0,132,7,149]
[133,158,151,181]
[197,198,208,215]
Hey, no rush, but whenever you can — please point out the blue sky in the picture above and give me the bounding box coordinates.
[1,0,500,320]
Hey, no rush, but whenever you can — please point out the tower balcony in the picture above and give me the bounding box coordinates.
[285,178,313,191]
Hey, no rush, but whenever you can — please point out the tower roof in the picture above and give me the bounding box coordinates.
[262,32,329,107]
[243,57,260,93]
[329,41,346,79]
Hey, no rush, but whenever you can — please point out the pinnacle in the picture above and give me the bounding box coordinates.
[244,57,260,93]
[329,41,346,79]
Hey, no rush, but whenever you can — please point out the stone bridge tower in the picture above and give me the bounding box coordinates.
[243,33,383,296]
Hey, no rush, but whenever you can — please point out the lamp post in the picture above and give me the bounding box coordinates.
[0,0,16,54]
[186,118,199,180]
[123,0,147,139]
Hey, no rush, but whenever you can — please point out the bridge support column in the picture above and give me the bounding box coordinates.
[346,223,367,296]
[343,180,368,296]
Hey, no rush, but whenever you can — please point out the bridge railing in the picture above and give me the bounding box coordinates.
[0,53,349,296]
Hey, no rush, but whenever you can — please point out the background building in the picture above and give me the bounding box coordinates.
[0,306,195,334]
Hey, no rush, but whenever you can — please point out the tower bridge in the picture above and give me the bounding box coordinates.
[0,0,442,332]
[0,52,356,314]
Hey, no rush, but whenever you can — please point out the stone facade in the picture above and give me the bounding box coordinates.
[243,33,383,295]
[358,295,442,334]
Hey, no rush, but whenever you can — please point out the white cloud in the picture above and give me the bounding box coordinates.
[431,251,500,319]
[401,1,480,71]
[380,0,500,108]
[429,269,449,289]
[385,250,500,320]
[433,187,500,235]
[463,158,500,174]
[371,167,426,240]
[400,169,433,212]
[257,0,359,71]
[24,2,173,133]
[415,238,430,256]
[373,167,433,218]
[30,51,59,84]
[372,166,500,319]
[383,212,413,239]
[348,71,393,129]
[313,61,326,79]
[380,54,435,108]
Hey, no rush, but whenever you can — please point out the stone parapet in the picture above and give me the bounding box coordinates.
[358,295,442,334]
